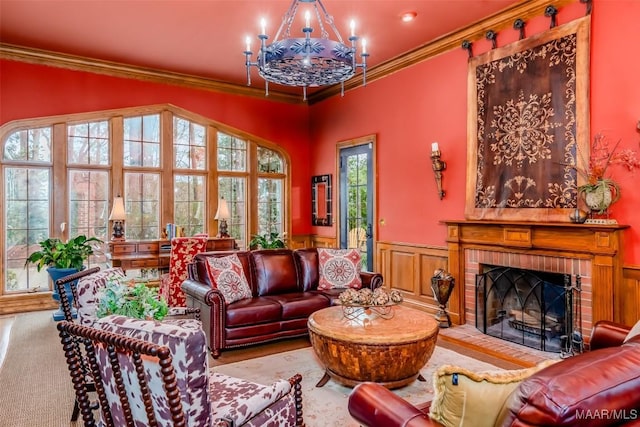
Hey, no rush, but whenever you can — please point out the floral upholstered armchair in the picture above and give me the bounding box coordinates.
[159,236,209,307]
[57,315,304,426]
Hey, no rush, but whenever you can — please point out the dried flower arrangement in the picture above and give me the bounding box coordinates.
[338,287,403,307]
[572,133,640,213]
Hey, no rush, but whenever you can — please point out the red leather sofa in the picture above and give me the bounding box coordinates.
[348,320,640,426]
[182,248,383,358]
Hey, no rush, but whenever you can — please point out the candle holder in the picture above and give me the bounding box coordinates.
[431,150,446,200]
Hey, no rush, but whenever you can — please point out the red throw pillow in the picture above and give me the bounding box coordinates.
[204,254,252,304]
[318,248,362,290]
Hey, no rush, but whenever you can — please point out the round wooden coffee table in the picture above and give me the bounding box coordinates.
[308,305,439,389]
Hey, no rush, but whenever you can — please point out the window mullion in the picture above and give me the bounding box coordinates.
[52,123,68,241]
[161,110,173,227]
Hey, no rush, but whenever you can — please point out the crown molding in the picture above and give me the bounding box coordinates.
[308,0,579,104]
[1,0,579,106]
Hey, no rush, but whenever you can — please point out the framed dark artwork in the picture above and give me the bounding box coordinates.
[465,16,591,222]
[312,174,332,226]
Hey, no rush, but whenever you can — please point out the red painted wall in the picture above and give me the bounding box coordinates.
[2,1,639,263]
[309,0,640,264]
[0,61,312,233]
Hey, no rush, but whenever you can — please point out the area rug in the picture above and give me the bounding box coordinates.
[214,345,501,426]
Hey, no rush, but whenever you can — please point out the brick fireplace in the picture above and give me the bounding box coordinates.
[444,220,627,346]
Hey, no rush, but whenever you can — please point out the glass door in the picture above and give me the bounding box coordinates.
[339,143,373,271]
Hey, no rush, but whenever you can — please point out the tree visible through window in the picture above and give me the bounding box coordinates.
[1,105,289,299]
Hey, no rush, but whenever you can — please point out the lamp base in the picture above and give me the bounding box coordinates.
[111,221,125,241]
[217,219,230,238]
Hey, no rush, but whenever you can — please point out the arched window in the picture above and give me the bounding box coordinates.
[0,105,289,299]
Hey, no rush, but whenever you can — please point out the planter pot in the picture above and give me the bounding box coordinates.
[48,267,79,321]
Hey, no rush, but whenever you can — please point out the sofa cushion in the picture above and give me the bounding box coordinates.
[252,250,299,295]
[294,248,320,291]
[318,248,362,290]
[226,297,283,327]
[264,292,330,320]
[205,254,252,304]
[497,342,640,426]
[429,360,557,427]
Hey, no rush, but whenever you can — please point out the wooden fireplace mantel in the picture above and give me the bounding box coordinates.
[443,220,628,326]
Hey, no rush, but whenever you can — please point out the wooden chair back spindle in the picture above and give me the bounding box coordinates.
[58,321,186,427]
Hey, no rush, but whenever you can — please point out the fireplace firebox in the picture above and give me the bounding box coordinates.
[476,266,582,353]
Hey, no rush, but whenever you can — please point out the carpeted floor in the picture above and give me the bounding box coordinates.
[0,311,76,427]
[0,311,515,427]
[215,345,500,426]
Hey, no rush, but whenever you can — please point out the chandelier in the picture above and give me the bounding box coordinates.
[244,0,369,100]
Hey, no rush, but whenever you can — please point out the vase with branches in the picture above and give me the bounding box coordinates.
[573,133,640,216]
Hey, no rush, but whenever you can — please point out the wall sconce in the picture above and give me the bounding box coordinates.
[214,197,231,238]
[108,195,126,241]
[431,142,446,200]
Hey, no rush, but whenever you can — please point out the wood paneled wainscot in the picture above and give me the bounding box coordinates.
[376,242,451,321]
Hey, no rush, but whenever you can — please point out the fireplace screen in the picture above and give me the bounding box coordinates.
[476,267,571,353]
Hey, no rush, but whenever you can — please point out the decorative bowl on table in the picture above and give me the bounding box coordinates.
[338,288,403,320]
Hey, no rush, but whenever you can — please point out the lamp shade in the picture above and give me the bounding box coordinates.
[214,198,230,220]
[108,196,126,221]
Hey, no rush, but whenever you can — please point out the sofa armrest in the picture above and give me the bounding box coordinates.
[182,279,228,358]
[360,271,383,290]
[348,382,440,427]
[589,320,631,350]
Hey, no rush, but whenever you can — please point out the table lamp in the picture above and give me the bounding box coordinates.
[214,198,231,238]
[109,196,126,241]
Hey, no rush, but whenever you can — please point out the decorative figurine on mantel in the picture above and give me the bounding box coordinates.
[431,269,455,328]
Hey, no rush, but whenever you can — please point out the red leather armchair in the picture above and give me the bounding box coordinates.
[348,320,640,427]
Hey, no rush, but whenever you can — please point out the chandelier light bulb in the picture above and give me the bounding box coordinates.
[350,20,355,37]
[362,38,367,54]
[305,11,311,28]
[245,36,251,52]
[260,18,266,35]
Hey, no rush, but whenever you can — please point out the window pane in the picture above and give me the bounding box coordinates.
[68,170,109,263]
[4,167,50,293]
[124,114,160,167]
[174,117,206,170]
[218,176,246,247]
[174,175,205,236]
[257,146,284,173]
[124,172,160,240]
[3,127,51,162]
[257,178,283,236]
[68,121,109,165]
[217,132,246,172]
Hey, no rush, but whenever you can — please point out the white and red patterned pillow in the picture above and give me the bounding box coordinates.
[318,248,363,290]
[205,254,252,304]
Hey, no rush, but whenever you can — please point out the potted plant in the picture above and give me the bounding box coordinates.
[96,279,168,321]
[249,232,286,250]
[25,234,103,320]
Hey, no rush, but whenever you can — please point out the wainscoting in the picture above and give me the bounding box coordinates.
[375,242,452,320]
